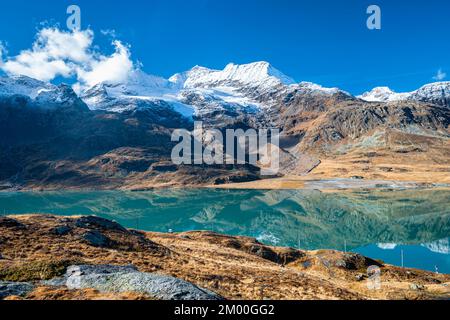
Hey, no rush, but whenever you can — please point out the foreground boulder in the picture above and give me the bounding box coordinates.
[0,281,34,299]
[74,216,127,232]
[49,265,223,300]
[0,217,26,230]
[80,230,115,248]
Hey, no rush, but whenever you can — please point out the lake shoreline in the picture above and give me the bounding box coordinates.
[1,177,450,192]
[1,214,449,300]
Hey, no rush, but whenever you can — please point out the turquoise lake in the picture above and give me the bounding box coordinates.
[0,189,449,274]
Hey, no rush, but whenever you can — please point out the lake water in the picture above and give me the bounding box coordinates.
[1,188,449,274]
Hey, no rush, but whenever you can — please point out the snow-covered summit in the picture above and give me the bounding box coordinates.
[80,62,297,116]
[357,87,410,102]
[80,61,359,116]
[0,75,55,99]
[169,61,295,90]
[410,82,450,104]
[0,75,83,109]
[81,69,172,107]
[359,82,450,107]
[80,68,197,116]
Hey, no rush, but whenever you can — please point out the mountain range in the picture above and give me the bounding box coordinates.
[0,61,449,190]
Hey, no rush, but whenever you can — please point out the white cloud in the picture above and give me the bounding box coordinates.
[0,27,135,88]
[433,68,446,81]
[1,28,93,81]
[3,51,73,81]
[77,41,133,87]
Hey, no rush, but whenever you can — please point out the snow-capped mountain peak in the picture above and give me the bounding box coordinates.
[221,61,295,86]
[358,81,450,107]
[169,65,213,89]
[297,81,348,96]
[80,62,299,116]
[410,81,450,104]
[80,68,176,110]
[0,75,84,109]
[169,61,295,90]
[358,86,410,102]
[0,75,55,99]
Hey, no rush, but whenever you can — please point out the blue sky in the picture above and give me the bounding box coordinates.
[0,0,449,94]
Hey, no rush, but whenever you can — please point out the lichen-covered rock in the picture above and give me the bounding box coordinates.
[63,265,222,300]
[41,265,139,287]
[67,265,138,276]
[0,281,34,299]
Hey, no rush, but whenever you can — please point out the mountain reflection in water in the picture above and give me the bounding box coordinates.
[1,188,449,273]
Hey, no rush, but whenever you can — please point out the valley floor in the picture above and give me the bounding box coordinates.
[215,158,450,190]
[0,215,449,300]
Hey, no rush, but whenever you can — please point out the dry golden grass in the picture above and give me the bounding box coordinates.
[1,215,449,300]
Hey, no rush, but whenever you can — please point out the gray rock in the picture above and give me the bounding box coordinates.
[41,265,139,287]
[75,216,127,232]
[0,217,26,229]
[63,265,222,300]
[81,230,114,248]
[41,277,68,287]
[67,264,138,276]
[410,283,425,291]
[0,281,34,299]
[51,225,72,236]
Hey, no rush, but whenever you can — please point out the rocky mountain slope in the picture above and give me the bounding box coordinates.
[0,62,449,190]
